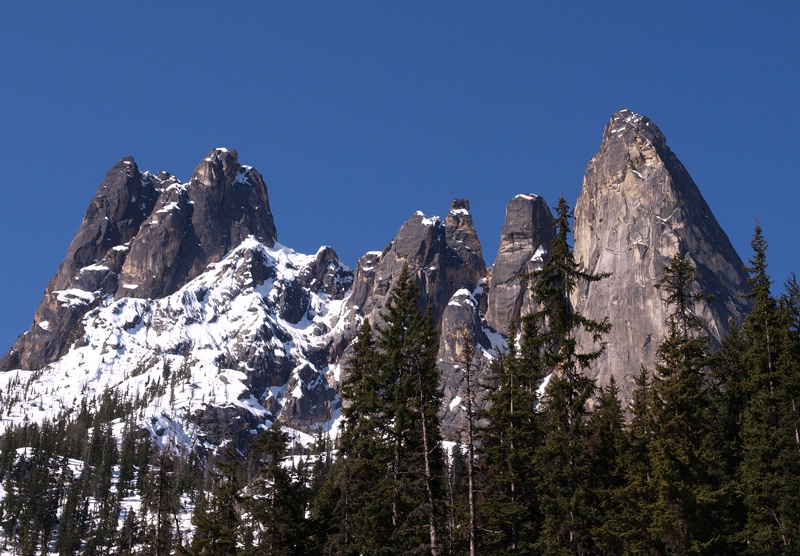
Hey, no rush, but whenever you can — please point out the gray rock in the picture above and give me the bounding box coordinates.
[347,199,487,327]
[0,158,160,371]
[572,109,751,399]
[437,288,495,439]
[0,148,278,373]
[485,194,554,332]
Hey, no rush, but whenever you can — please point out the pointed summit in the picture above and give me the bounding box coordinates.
[572,110,751,397]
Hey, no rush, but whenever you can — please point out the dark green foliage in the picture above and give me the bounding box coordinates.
[477,329,541,554]
[192,442,242,556]
[530,197,609,555]
[242,428,307,555]
[142,449,179,556]
[738,226,800,553]
[327,267,445,555]
[585,378,627,554]
[646,252,726,553]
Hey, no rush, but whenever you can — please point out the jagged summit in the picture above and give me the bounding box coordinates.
[0,148,278,373]
[485,194,554,332]
[348,199,487,326]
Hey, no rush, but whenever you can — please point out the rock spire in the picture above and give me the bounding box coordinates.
[572,109,751,397]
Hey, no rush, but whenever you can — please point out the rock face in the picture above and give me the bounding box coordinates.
[347,199,487,327]
[485,194,554,332]
[0,149,277,372]
[572,109,751,398]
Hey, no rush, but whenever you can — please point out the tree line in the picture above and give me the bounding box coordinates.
[0,197,799,555]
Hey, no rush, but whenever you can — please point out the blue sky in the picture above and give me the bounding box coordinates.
[1,2,798,353]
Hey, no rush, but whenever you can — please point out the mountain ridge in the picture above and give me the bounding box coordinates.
[0,110,753,449]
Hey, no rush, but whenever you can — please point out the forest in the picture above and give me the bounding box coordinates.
[0,198,799,555]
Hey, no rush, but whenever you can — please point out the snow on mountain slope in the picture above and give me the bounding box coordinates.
[0,236,353,451]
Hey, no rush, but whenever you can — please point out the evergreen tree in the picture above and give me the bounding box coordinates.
[477,328,541,554]
[191,442,242,556]
[646,252,725,553]
[531,196,609,555]
[739,226,800,553]
[329,267,445,555]
[142,449,179,556]
[585,378,627,554]
[244,428,306,555]
[456,329,479,556]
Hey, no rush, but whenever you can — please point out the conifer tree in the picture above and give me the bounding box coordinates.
[329,267,445,555]
[477,327,541,554]
[585,378,627,554]
[456,329,479,556]
[244,428,306,555]
[531,196,609,555]
[192,442,242,556]
[739,226,800,553]
[647,252,724,553]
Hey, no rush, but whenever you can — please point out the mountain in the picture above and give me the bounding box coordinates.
[572,109,751,398]
[0,110,753,450]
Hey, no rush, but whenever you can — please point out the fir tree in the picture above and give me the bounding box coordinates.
[244,428,306,555]
[585,378,627,554]
[477,327,541,554]
[192,442,242,556]
[531,196,609,555]
[739,226,800,553]
[647,252,725,553]
[329,267,445,555]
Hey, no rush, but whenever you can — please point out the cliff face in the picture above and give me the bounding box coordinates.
[485,194,555,333]
[572,109,751,397]
[0,149,277,373]
[346,199,487,327]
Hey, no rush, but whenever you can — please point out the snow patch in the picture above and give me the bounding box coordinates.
[53,288,95,307]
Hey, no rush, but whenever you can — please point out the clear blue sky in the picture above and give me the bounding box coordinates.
[1,3,798,353]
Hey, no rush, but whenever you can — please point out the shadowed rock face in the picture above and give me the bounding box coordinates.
[0,149,277,372]
[572,109,751,398]
[485,194,554,333]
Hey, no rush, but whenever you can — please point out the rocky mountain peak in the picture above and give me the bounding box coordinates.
[347,200,487,327]
[485,193,554,332]
[0,149,278,373]
[190,147,241,188]
[572,109,751,398]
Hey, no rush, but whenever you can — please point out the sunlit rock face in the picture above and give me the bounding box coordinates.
[572,109,751,399]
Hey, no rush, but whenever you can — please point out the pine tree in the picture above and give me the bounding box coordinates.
[456,329,479,556]
[613,367,660,553]
[329,267,445,555]
[585,378,627,554]
[531,196,609,555]
[142,449,179,556]
[191,442,242,556]
[244,428,306,555]
[646,252,725,553]
[739,226,800,553]
[477,327,541,554]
